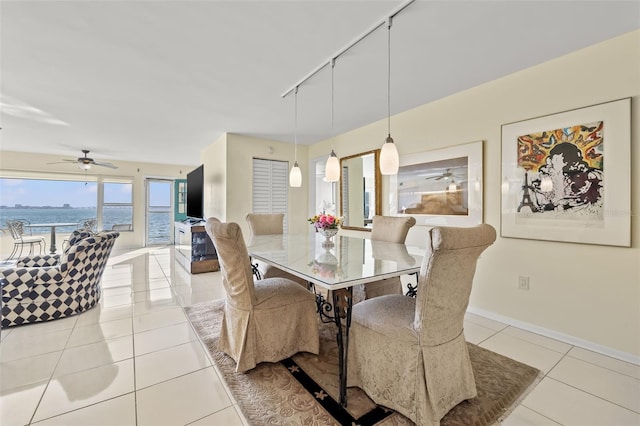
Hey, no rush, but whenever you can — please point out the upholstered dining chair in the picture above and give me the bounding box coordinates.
[5,219,46,260]
[245,213,307,287]
[351,215,417,303]
[347,224,496,425]
[205,217,319,373]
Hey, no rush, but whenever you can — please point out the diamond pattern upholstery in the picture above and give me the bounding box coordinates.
[1,231,119,328]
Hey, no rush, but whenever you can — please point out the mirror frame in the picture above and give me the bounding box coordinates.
[339,149,382,232]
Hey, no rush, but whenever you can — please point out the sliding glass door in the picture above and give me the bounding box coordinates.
[146,179,173,245]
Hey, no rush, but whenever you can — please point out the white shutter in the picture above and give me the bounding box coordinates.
[252,158,289,232]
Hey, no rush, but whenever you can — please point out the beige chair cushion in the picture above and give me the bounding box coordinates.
[353,215,417,303]
[370,215,417,243]
[244,213,307,287]
[245,213,284,236]
[206,218,319,373]
[348,224,496,425]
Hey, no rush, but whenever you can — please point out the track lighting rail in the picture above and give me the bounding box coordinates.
[280,0,414,99]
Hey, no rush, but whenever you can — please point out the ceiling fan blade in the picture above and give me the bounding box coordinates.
[47,159,77,165]
[93,161,118,169]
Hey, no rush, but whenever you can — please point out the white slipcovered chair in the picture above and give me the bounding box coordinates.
[205,217,319,373]
[352,215,417,303]
[347,224,496,425]
[245,213,308,287]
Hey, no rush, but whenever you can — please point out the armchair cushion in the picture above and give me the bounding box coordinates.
[16,254,61,268]
[67,230,93,250]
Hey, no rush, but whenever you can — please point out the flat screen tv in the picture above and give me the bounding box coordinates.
[186,165,204,221]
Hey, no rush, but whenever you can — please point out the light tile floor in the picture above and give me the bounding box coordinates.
[1,246,638,426]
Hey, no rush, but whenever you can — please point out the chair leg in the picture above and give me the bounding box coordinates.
[249,257,262,280]
[7,243,18,260]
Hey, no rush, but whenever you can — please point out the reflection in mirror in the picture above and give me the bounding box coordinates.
[340,149,381,231]
[314,159,336,215]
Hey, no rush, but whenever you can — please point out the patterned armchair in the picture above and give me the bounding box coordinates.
[1,231,119,327]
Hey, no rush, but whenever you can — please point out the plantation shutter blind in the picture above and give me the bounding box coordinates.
[252,158,289,232]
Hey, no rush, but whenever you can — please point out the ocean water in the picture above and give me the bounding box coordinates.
[1,207,171,244]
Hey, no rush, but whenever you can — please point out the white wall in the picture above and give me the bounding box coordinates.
[202,133,228,222]
[0,151,192,252]
[203,133,309,239]
[308,31,640,360]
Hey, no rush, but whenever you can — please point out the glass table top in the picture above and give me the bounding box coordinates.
[247,231,423,290]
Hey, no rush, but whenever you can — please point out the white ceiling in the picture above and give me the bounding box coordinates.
[1,1,638,167]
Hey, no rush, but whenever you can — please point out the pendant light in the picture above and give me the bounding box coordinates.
[379,17,399,175]
[289,86,302,187]
[324,59,340,182]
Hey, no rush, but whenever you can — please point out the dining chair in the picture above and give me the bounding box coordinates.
[352,215,417,303]
[347,224,496,425]
[5,219,46,260]
[205,217,319,373]
[245,213,308,287]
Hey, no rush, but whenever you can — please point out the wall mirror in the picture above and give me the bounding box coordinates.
[340,149,381,231]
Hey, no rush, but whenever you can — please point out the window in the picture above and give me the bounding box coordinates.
[101,180,133,231]
[0,175,133,232]
[252,158,288,231]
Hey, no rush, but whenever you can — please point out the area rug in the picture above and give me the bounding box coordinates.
[185,300,542,426]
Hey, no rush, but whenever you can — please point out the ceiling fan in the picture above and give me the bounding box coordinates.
[49,149,118,170]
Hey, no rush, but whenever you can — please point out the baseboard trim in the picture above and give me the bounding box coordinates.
[467,306,640,366]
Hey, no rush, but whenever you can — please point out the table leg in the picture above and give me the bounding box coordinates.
[332,287,353,407]
[49,227,57,254]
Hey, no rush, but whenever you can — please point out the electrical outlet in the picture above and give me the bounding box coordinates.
[518,276,530,290]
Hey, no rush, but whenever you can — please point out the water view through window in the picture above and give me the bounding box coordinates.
[0,178,147,237]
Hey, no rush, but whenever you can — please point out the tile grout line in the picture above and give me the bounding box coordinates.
[27,317,78,425]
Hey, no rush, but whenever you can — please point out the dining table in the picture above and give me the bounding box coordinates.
[247,231,423,407]
[25,222,78,254]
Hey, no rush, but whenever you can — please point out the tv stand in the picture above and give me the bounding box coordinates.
[174,221,219,274]
[182,217,204,225]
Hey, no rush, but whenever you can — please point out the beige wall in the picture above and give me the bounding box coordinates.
[202,133,228,222]
[203,133,309,239]
[0,151,192,251]
[308,31,640,360]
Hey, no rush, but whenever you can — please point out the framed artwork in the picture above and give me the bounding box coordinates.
[390,140,483,227]
[501,98,631,246]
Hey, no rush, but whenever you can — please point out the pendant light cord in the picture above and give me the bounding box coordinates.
[387,18,392,137]
[294,86,298,161]
[331,59,335,150]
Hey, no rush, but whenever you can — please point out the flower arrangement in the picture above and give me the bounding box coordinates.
[308,213,342,230]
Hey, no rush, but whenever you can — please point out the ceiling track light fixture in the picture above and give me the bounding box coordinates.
[379,17,399,175]
[289,86,302,187]
[325,59,340,183]
[280,0,413,180]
